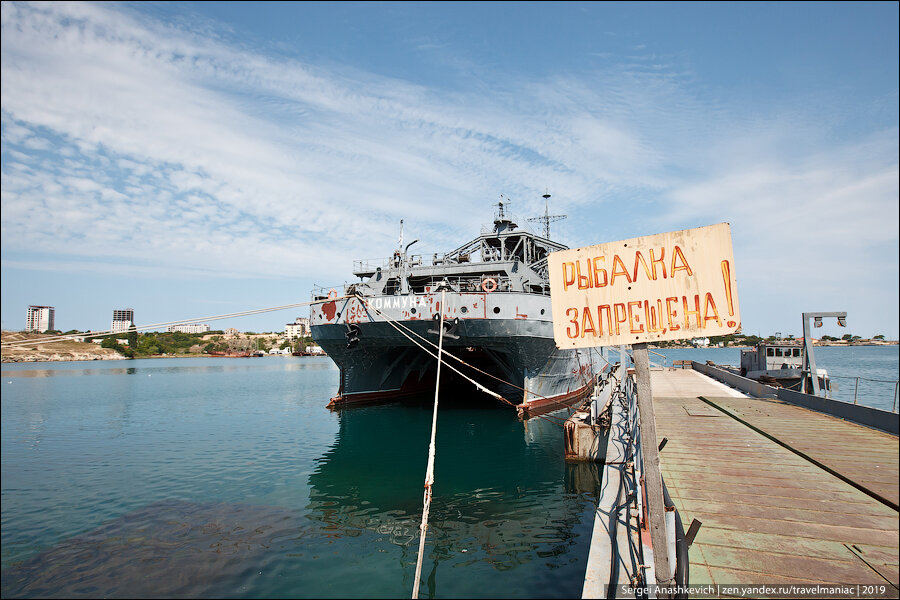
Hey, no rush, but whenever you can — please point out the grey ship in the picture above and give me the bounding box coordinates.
[309,198,599,417]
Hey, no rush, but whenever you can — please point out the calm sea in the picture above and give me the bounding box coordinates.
[2,347,896,597]
[647,345,899,411]
[1,357,600,599]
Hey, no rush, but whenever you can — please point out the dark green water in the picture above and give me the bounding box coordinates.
[1,357,601,598]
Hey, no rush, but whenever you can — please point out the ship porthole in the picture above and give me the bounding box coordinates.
[411,308,417,314]
[461,306,468,313]
[540,309,545,315]
[493,307,500,314]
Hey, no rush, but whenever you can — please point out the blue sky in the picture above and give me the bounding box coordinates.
[2,1,897,339]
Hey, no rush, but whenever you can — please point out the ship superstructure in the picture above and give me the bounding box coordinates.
[309,198,599,416]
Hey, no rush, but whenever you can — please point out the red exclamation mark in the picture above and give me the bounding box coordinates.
[721,260,736,327]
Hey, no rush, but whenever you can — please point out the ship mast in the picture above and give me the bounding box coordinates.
[527,193,567,239]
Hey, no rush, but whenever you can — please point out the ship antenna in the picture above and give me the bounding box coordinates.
[397,219,404,250]
[527,192,567,239]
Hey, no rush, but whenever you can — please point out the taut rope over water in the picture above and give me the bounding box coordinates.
[412,290,445,599]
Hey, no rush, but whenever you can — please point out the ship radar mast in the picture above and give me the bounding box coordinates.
[493,195,518,233]
[527,193,567,239]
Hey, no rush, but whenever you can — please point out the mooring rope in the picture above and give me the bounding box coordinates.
[359,296,582,426]
[357,296,574,426]
[411,291,445,599]
[1,298,344,348]
[355,297,511,404]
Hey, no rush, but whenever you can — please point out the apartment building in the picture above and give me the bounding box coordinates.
[166,323,211,334]
[111,308,134,333]
[26,305,55,332]
[285,317,311,339]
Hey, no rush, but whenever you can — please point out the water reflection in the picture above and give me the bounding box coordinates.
[0,362,600,599]
[1,357,333,379]
[305,402,601,595]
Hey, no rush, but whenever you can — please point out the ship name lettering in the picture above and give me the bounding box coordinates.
[373,296,428,310]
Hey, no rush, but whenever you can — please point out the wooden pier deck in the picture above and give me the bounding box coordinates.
[650,368,899,593]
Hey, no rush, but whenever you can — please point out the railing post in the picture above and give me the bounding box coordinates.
[854,377,859,405]
[893,382,898,413]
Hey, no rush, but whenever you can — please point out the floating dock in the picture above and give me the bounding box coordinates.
[582,365,899,597]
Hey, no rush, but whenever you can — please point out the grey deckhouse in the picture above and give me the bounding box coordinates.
[344,200,568,299]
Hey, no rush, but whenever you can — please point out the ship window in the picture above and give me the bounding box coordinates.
[775,348,784,357]
[411,308,417,314]
[461,306,468,313]
[793,349,801,357]
[493,307,500,314]
[766,348,775,357]
[540,309,545,315]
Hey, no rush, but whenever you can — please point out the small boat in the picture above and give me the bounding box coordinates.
[739,341,832,394]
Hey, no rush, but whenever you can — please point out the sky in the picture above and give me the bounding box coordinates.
[1,1,898,339]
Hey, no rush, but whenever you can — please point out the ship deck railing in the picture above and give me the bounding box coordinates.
[312,276,551,301]
[352,253,483,275]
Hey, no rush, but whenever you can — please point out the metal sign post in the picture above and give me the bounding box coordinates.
[801,311,847,395]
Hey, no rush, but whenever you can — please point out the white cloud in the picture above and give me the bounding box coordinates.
[1,1,896,335]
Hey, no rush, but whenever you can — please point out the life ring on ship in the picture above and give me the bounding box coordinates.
[328,289,338,299]
[481,278,497,293]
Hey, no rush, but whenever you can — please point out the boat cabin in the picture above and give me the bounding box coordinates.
[740,342,803,374]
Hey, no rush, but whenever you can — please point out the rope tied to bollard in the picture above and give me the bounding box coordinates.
[411,290,445,599]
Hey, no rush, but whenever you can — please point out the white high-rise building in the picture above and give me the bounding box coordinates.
[111,308,134,333]
[26,305,55,332]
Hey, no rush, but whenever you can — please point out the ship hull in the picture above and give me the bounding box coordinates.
[310,292,598,417]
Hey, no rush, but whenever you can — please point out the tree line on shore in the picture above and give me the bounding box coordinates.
[652,332,889,348]
[18,329,312,358]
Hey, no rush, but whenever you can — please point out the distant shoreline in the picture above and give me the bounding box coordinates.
[651,341,898,349]
[0,352,313,364]
[2,329,896,364]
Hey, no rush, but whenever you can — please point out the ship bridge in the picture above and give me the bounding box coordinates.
[331,199,568,300]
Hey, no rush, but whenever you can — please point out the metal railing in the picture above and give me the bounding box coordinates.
[829,375,900,413]
[610,346,668,369]
[311,274,553,301]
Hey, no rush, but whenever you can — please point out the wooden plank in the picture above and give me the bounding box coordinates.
[700,396,899,507]
[646,369,900,594]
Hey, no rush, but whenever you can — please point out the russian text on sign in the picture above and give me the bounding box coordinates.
[548,223,740,348]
